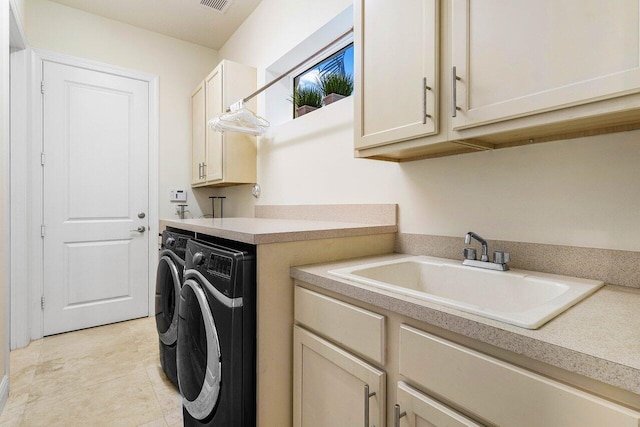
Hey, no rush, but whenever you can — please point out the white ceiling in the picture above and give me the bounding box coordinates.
[48,0,263,50]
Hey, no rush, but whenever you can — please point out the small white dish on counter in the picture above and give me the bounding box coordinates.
[328,255,604,329]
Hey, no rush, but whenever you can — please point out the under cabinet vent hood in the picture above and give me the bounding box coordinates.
[198,0,233,13]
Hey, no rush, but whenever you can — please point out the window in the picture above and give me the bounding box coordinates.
[263,6,355,126]
[292,43,354,118]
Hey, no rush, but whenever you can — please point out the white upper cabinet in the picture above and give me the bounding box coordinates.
[354,0,440,150]
[191,82,206,186]
[355,0,640,161]
[204,66,224,182]
[192,60,257,188]
[450,0,640,130]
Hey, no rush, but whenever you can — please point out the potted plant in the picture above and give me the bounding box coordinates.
[293,87,323,117]
[318,72,354,106]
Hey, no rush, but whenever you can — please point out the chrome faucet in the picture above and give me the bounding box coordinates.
[465,232,489,261]
[462,231,510,271]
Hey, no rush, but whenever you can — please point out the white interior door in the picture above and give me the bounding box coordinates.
[42,60,150,336]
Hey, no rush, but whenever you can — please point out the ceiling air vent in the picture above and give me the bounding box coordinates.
[198,0,233,13]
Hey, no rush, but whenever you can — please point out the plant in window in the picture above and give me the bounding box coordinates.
[318,72,354,106]
[292,87,323,117]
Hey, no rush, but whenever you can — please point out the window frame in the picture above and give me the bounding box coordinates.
[291,41,354,118]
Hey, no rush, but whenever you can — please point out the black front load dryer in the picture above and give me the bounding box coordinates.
[155,228,194,388]
[177,238,256,427]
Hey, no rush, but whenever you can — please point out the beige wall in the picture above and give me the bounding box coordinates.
[19,0,640,251]
[215,0,640,252]
[26,0,220,220]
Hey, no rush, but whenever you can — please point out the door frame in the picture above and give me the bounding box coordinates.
[17,48,159,342]
[5,0,29,412]
[8,0,28,350]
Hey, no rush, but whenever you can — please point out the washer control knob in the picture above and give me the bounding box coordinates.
[192,252,205,266]
[166,237,176,248]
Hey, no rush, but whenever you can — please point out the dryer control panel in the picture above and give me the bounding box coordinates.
[208,254,233,278]
[185,238,255,299]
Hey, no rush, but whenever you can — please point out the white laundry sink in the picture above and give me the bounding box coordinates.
[328,256,604,329]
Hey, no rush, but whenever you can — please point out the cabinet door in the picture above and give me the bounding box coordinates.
[191,82,206,185]
[293,326,386,427]
[395,382,481,427]
[355,0,439,150]
[204,66,224,182]
[451,0,640,130]
[219,60,257,185]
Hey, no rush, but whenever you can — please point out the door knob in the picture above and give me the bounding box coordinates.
[131,226,146,232]
[138,212,146,219]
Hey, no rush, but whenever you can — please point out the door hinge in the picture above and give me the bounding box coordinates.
[41,81,45,94]
[41,295,45,310]
[41,152,45,166]
[41,224,45,238]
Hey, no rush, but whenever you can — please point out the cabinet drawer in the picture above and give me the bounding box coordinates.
[399,325,640,427]
[295,286,385,364]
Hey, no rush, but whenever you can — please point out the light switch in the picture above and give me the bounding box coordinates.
[170,189,187,202]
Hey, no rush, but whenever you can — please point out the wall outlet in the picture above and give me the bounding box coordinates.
[170,189,187,202]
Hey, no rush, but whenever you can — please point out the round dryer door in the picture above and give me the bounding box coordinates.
[177,279,222,421]
[155,252,182,345]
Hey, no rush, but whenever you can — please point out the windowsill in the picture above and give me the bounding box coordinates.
[294,94,352,120]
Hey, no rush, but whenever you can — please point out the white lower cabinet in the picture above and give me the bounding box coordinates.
[293,283,640,427]
[293,326,386,427]
[395,381,481,427]
[399,324,640,427]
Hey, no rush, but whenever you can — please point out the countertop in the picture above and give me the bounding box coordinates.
[159,218,397,245]
[291,253,640,396]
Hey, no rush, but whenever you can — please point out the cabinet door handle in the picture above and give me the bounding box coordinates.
[394,404,407,427]
[423,77,432,124]
[364,384,376,427]
[198,162,203,179]
[452,66,462,117]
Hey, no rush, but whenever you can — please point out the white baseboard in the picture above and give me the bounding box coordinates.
[0,374,9,415]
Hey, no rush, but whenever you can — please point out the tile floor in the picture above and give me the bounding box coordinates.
[0,317,182,426]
